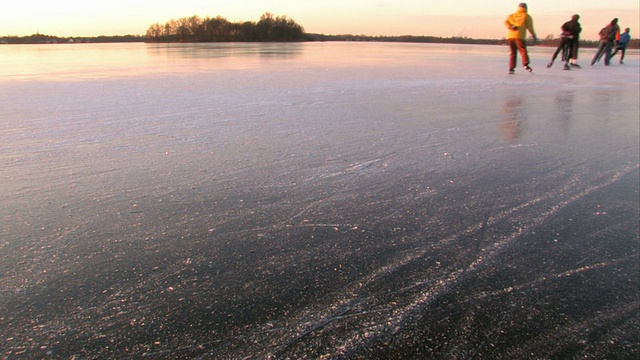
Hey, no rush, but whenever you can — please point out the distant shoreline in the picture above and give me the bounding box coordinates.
[1,33,637,49]
[0,34,144,44]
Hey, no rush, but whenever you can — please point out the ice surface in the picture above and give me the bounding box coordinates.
[0,42,638,359]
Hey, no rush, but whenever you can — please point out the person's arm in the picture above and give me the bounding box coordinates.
[527,16,537,41]
[505,16,517,30]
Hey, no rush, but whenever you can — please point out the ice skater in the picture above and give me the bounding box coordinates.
[591,18,621,66]
[568,16,582,68]
[547,14,582,70]
[611,28,631,64]
[505,3,538,74]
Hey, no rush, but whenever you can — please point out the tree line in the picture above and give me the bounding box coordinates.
[145,13,305,42]
[143,12,639,48]
[306,33,639,49]
[305,33,501,45]
[0,33,143,44]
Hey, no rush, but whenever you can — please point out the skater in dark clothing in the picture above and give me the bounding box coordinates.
[547,14,582,70]
[611,28,631,64]
[568,16,582,68]
[505,3,537,74]
[591,18,621,66]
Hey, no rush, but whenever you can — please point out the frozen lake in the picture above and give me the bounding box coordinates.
[1,42,638,359]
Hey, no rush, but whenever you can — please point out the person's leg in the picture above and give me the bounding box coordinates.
[550,42,563,63]
[558,38,572,69]
[592,42,605,65]
[569,38,581,67]
[516,39,531,71]
[509,40,517,71]
[604,41,613,65]
[515,39,528,65]
[620,48,626,63]
[572,38,579,61]
[565,38,573,62]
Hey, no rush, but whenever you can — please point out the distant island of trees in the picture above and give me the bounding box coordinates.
[145,13,303,42]
[2,12,638,49]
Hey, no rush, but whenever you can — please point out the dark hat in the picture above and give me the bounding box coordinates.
[519,3,527,9]
[572,14,580,20]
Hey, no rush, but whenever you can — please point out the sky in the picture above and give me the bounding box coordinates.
[1,1,638,41]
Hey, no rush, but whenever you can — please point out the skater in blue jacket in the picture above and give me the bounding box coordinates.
[611,28,631,64]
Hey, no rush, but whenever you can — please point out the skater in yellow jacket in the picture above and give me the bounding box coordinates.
[505,3,538,74]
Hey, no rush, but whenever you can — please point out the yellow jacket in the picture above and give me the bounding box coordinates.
[505,7,536,40]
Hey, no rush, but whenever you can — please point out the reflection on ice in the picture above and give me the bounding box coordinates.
[0,42,638,359]
[146,42,304,59]
[501,97,524,142]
